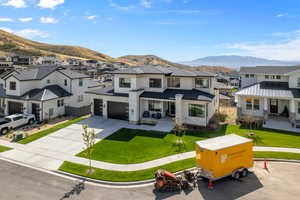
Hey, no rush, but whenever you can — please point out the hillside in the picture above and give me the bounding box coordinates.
[119,55,236,73]
[0,30,116,61]
[180,55,300,68]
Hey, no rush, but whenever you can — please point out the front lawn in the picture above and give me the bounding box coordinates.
[77,124,300,164]
[18,117,85,144]
[61,152,300,182]
[0,145,12,152]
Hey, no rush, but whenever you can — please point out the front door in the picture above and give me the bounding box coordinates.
[167,102,176,117]
[32,103,40,122]
[270,99,278,114]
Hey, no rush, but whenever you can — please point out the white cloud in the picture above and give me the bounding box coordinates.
[140,0,151,8]
[108,0,135,11]
[2,0,26,8]
[0,27,49,39]
[87,15,97,20]
[228,30,300,61]
[19,17,33,22]
[37,0,64,9]
[40,17,58,24]
[0,18,13,22]
[276,13,288,18]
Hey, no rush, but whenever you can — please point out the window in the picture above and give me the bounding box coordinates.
[195,78,209,88]
[250,74,255,78]
[13,116,23,121]
[46,80,50,84]
[149,100,161,112]
[188,104,205,118]
[297,78,300,88]
[253,99,260,110]
[245,74,249,78]
[149,78,162,88]
[276,75,281,80]
[167,77,180,88]
[298,102,300,114]
[79,79,83,87]
[246,98,252,110]
[77,95,84,102]
[57,99,64,107]
[265,75,269,79]
[64,79,68,86]
[9,81,16,90]
[119,78,131,88]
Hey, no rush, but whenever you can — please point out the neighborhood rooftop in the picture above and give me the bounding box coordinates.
[111,65,216,77]
[239,66,300,75]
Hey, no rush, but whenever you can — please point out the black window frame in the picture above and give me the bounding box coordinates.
[149,78,162,88]
[79,79,83,87]
[57,99,64,107]
[9,81,16,90]
[119,78,131,88]
[167,77,180,88]
[195,78,210,88]
[188,104,205,118]
[64,79,68,86]
[148,100,162,112]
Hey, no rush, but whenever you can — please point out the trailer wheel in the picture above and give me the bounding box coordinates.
[241,169,248,177]
[233,171,240,180]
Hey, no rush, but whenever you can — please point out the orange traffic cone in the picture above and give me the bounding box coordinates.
[264,159,268,170]
[208,180,214,189]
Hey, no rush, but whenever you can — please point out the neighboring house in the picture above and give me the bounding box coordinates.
[0,66,91,121]
[236,66,300,127]
[87,65,219,127]
[34,56,62,66]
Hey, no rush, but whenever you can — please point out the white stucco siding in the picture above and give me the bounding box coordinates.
[256,74,289,83]
[42,98,66,120]
[241,75,257,88]
[181,100,209,127]
[239,96,264,117]
[5,76,21,96]
[69,78,90,108]
[41,71,71,92]
[137,75,166,92]
[114,74,137,93]
[295,100,300,120]
[288,72,300,88]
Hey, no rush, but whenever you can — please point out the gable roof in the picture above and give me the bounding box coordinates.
[111,65,216,77]
[58,69,90,79]
[239,66,300,75]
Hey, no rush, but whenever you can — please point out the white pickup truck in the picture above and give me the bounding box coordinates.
[0,114,35,135]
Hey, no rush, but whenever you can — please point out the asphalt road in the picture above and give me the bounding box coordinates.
[0,159,300,200]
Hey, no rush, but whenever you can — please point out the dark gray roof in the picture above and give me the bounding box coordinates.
[140,89,215,101]
[215,82,233,90]
[86,86,129,97]
[236,81,300,99]
[0,85,72,101]
[112,65,216,77]
[87,80,104,88]
[59,69,90,79]
[239,66,300,75]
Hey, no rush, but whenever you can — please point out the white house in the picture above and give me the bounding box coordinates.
[0,66,91,121]
[237,66,300,127]
[87,65,219,127]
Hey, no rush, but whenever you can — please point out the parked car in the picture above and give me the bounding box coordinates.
[0,114,35,135]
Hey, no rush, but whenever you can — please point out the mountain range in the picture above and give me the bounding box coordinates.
[180,55,300,68]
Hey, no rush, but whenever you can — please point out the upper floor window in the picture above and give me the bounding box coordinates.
[195,78,209,88]
[149,78,162,88]
[245,74,254,78]
[46,79,50,84]
[57,99,64,107]
[9,81,16,90]
[167,77,180,88]
[64,79,68,86]
[276,75,281,80]
[298,102,300,114]
[79,79,83,87]
[119,78,131,88]
[188,104,205,118]
[265,75,269,79]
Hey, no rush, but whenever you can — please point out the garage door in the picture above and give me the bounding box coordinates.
[94,99,103,116]
[8,101,23,115]
[108,101,128,120]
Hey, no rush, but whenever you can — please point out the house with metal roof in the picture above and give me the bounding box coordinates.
[0,65,91,121]
[236,65,300,129]
[86,65,219,127]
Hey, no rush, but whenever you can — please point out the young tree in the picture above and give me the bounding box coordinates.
[173,124,187,152]
[82,124,96,174]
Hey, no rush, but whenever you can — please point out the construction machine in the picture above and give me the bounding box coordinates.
[154,169,189,192]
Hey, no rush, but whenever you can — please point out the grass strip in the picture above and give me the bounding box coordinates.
[0,145,12,153]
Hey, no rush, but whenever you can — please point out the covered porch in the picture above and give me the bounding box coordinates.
[263,118,300,133]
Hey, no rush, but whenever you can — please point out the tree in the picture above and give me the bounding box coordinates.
[173,124,187,152]
[82,124,96,174]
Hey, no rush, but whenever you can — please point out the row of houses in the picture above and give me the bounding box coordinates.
[0,65,221,127]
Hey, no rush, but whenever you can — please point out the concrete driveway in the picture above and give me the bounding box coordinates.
[0,116,175,170]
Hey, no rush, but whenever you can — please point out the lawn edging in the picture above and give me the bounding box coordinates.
[17,116,86,144]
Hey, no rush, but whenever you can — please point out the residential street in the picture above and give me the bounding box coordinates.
[1,159,300,200]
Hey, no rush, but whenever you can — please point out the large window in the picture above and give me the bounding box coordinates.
[297,78,300,88]
[9,81,16,90]
[298,102,300,114]
[119,78,131,88]
[253,99,260,110]
[246,98,253,110]
[149,78,162,88]
[195,78,209,88]
[79,79,83,87]
[167,77,180,88]
[149,100,161,112]
[188,104,205,118]
[246,98,260,110]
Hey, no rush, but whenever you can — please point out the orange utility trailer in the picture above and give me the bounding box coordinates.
[195,134,253,181]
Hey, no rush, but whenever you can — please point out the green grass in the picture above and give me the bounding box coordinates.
[18,117,85,144]
[60,152,300,182]
[77,124,300,164]
[59,158,196,182]
[0,145,12,153]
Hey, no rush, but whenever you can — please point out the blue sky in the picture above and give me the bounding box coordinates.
[1,0,300,62]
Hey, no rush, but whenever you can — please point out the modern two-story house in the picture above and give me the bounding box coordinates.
[0,65,91,121]
[237,66,300,127]
[87,65,219,127]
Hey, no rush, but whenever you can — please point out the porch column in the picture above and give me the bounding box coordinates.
[129,89,144,124]
[289,99,296,127]
[4,99,8,116]
[175,94,183,126]
[103,100,108,119]
[236,95,242,121]
[263,97,268,123]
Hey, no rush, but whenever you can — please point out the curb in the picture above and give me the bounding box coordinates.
[254,158,300,163]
